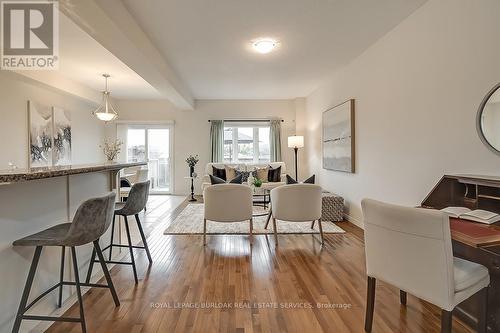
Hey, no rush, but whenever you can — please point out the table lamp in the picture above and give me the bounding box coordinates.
[288,136,304,181]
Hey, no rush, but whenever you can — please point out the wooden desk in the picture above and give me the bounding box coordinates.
[423,175,500,332]
[450,218,500,248]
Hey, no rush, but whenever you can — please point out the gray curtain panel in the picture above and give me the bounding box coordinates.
[269,119,282,162]
[210,120,224,162]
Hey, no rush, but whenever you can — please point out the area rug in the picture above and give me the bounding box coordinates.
[164,204,345,235]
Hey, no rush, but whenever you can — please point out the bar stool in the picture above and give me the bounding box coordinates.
[12,193,119,333]
[86,181,152,284]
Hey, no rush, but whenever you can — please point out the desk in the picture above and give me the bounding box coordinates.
[451,218,500,248]
[423,175,500,332]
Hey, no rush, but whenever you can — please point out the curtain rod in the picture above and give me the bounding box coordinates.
[208,119,284,122]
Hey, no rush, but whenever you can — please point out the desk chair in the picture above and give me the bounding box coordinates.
[362,199,490,333]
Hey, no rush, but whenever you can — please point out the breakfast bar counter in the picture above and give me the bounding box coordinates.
[0,162,145,185]
[0,162,145,332]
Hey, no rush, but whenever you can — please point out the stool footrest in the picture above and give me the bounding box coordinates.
[97,260,134,265]
[63,281,111,289]
[21,314,82,323]
[103,243,147,250]
[23,281,114,314]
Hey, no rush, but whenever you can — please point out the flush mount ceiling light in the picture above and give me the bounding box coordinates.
[252,39,278,54]
[92,74,118,122]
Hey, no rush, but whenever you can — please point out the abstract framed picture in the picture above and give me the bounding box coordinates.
[52,107,72,166]
[28,101,53,168]
[322,99,355,173]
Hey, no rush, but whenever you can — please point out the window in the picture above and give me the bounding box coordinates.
[127,129,146,162]
[121,124,174,194]
[224,123,270,163]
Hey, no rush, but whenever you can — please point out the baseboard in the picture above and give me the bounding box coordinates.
[344,213,364,229]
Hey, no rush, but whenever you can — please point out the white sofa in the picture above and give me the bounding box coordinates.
[201,162,287,194]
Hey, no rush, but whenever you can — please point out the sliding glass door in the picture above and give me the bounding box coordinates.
[124,124,173,194]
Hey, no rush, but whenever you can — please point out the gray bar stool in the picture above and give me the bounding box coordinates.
[12,193,119,333]
[86,181,152,284]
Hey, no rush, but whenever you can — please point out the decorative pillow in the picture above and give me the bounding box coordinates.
[212,166,226,180]
[268,166,282,182]
[239,171,251,183]
[303,174,315,184]
[229,173,243,184]
[252,166,269,182]
[286,174,298,184]
[286,174,315,184]
[225,165,238,181]
[209,174,226,185]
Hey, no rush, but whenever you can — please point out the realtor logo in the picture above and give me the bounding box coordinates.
[1,1,59,70]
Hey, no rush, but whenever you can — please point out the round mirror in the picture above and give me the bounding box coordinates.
[477,83,500,154]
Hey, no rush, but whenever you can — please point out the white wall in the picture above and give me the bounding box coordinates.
[0,71,106,168]
[110,99,298,195]
[302,0,500,227]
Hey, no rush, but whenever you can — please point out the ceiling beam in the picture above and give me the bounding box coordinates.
[14,70,102,105]
[60,0,194,110]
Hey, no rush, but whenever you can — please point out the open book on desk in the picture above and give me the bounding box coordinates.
[441,207,500,224]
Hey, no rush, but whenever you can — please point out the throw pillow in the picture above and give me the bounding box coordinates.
[286,174,298,184]
[303,174,315,184]
[252,166,269,182]
[239,171,251,183]
[225,165,238,181]
[212,166,226,180]
[285,174,315,184]
[209,174,226,185]
[268,165,282,182]
[229,173,243,184]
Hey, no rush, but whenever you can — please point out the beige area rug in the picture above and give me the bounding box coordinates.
[164,204,345,235]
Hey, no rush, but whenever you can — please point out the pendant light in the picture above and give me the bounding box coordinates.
[92,74,118,122]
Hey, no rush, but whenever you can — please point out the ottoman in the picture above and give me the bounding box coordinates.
[321,192,344,222]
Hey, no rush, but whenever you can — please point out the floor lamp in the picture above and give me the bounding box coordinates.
[288,136,304,181]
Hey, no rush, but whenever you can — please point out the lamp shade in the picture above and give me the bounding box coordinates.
[288,135,304,148]
[92,74,118,122]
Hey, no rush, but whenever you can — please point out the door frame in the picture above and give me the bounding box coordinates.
[116,121,175,195]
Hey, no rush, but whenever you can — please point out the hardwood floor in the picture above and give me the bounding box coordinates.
[46,195,474,333]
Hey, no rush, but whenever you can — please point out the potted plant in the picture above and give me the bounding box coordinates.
[186,154,199,177]
[252,177,263,188]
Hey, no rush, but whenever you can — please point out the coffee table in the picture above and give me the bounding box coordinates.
[252,187,270,217]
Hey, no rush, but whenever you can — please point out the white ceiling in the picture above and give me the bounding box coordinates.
[122,0,427,99]
[57,13,162,100]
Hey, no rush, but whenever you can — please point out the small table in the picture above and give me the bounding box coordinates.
[184,176,197,202]
[252,187,270,217]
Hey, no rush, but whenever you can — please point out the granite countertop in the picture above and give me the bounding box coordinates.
[0,162,147,184]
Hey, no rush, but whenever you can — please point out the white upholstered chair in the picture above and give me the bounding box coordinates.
[270,184,323,246]
[361,199,490,333]
[121,168,149,200]
[203,184,253,245]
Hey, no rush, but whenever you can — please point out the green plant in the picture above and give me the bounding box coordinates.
[253,177,263,187]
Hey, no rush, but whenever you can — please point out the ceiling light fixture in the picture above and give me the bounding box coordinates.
[92,74,118,122]
[252,39,278,54]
